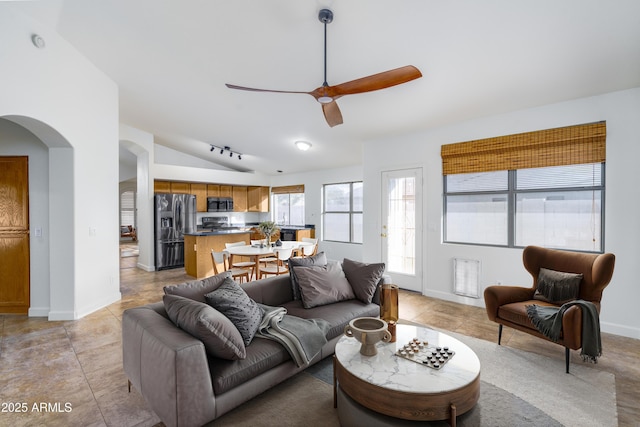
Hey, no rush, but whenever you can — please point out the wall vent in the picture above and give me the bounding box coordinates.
[453,258,480,298]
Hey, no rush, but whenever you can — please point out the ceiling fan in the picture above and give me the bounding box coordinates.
[225,9,422,127]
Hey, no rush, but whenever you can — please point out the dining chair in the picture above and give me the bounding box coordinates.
[300,237,318,257]
[258,247,293,279]
[211,250,250,283]
[224,241,256,275]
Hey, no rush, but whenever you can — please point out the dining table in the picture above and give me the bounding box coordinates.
[224,241,314,281]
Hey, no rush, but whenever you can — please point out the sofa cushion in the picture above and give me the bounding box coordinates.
[296,261,355,309]
[163,294,246,360]
[205,278,264,346]
[288,252,328,300]
[342,258,386,304]
[282,299,379,340]
[163,272,229,303]
[209,338,291,394]
[534,267,583,304]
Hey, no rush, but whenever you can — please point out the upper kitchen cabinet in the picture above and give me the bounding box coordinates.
[154,180,171,193]
[190,183,207,212]
[232,186,248,212]
[170,182,191,194]
[207,184,220,197]
[220,185,233,198]
[248,186,270,212]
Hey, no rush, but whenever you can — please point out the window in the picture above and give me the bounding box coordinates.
[272,185,305,226]
[442,122,606,252]
[323,182,363,243]
[120,191,136,227]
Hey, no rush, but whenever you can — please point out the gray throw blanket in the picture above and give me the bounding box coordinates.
[525,300,601,363]
[255,304,330,367]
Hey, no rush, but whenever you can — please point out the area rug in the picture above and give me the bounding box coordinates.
[209,330,617,427]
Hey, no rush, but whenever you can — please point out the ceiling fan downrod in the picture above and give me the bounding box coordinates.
[318,9,334,102]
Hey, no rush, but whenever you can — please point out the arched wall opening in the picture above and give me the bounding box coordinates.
[0,115,75,318]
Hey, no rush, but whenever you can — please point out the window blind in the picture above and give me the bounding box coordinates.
[441,122,606,175]
[271,184,304,194]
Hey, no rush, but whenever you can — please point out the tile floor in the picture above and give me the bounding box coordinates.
[0,250,638,426]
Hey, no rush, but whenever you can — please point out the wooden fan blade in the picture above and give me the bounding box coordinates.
[320,65,422,98]
[322,101,343,127]
[226,83,309,95]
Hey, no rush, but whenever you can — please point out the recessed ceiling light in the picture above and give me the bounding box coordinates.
[295,141,312,151]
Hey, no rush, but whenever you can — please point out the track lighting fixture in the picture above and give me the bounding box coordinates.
[209,144,243,160]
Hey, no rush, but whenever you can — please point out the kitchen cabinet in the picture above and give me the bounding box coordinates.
[220,185,233,198]
[170,182,191,194]
[207,184,220,197]
[248,186,270,212]
[184,232,250,279]
[233,186,248,212]
[154,180,171,193]
[190,183,207,212]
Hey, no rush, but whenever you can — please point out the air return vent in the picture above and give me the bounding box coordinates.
[453,258,480,298]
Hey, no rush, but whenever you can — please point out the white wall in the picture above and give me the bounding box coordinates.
[271,165,364,262]
[1,6,120,319]
[363,88,640,339]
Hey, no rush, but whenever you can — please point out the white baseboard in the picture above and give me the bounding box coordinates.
[28,307,49,317]
[136,262,155,272]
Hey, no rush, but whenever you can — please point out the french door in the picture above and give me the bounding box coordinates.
[381,168,423,293]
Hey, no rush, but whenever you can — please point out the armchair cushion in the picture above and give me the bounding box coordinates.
[533,268,582,304]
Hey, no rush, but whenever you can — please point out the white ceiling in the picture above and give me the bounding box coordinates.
[12,0,640,175]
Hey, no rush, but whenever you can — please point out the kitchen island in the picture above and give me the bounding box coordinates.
[184,230,251,279]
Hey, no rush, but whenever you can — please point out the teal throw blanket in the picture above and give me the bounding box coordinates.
[525,300,602,363]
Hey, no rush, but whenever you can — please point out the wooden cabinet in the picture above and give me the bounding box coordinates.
[296,228,312,240]
[184,233,250,279]
[170,182,191,194]
[220,185,233,198]
[154,180,171,193]
[233,186,248,212]
[155,181,270,213]
[248,186,270,212]
[207,184,220,197]
[190,183,207,212]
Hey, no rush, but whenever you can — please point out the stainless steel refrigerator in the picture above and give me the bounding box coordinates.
[155,193,196,270]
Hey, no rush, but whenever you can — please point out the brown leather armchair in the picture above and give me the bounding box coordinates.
[484,245,615,373]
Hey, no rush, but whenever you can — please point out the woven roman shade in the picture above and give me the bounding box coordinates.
[441,122,606,175]
[271,184,305,194]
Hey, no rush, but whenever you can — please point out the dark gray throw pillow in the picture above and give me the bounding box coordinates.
[163,294,246,360]
[205,277,264,346]
[288,252,328,301]
[163,272,229,303]
[342,258,386,304]
[296,261,356,309]
[534,267,583,304]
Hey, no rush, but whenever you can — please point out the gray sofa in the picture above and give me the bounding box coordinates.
[122,267,385,427]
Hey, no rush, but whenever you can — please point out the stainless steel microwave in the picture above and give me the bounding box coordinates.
[207,197,233,212]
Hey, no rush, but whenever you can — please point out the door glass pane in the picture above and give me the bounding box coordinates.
[387,177,415,274]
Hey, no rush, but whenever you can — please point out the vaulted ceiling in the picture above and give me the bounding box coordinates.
[12,0,640,175]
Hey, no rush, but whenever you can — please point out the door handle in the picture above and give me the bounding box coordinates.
[381,233,387,237]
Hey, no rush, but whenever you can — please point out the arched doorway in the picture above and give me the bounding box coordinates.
[0,116,75,318]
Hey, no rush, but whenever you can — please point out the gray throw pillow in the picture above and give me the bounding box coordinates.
[342,258,386,304]
[163,294,246,360]
[205,278,264,346]
[288,252,328,300]
[296,261,356,309]
[163,272,229,303]
[534,267,583,304]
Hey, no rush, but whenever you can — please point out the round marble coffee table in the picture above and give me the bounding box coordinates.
[333,324,480,426]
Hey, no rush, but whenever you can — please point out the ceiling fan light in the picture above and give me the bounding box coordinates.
[295,141,312,151]
[317,96,333,104]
